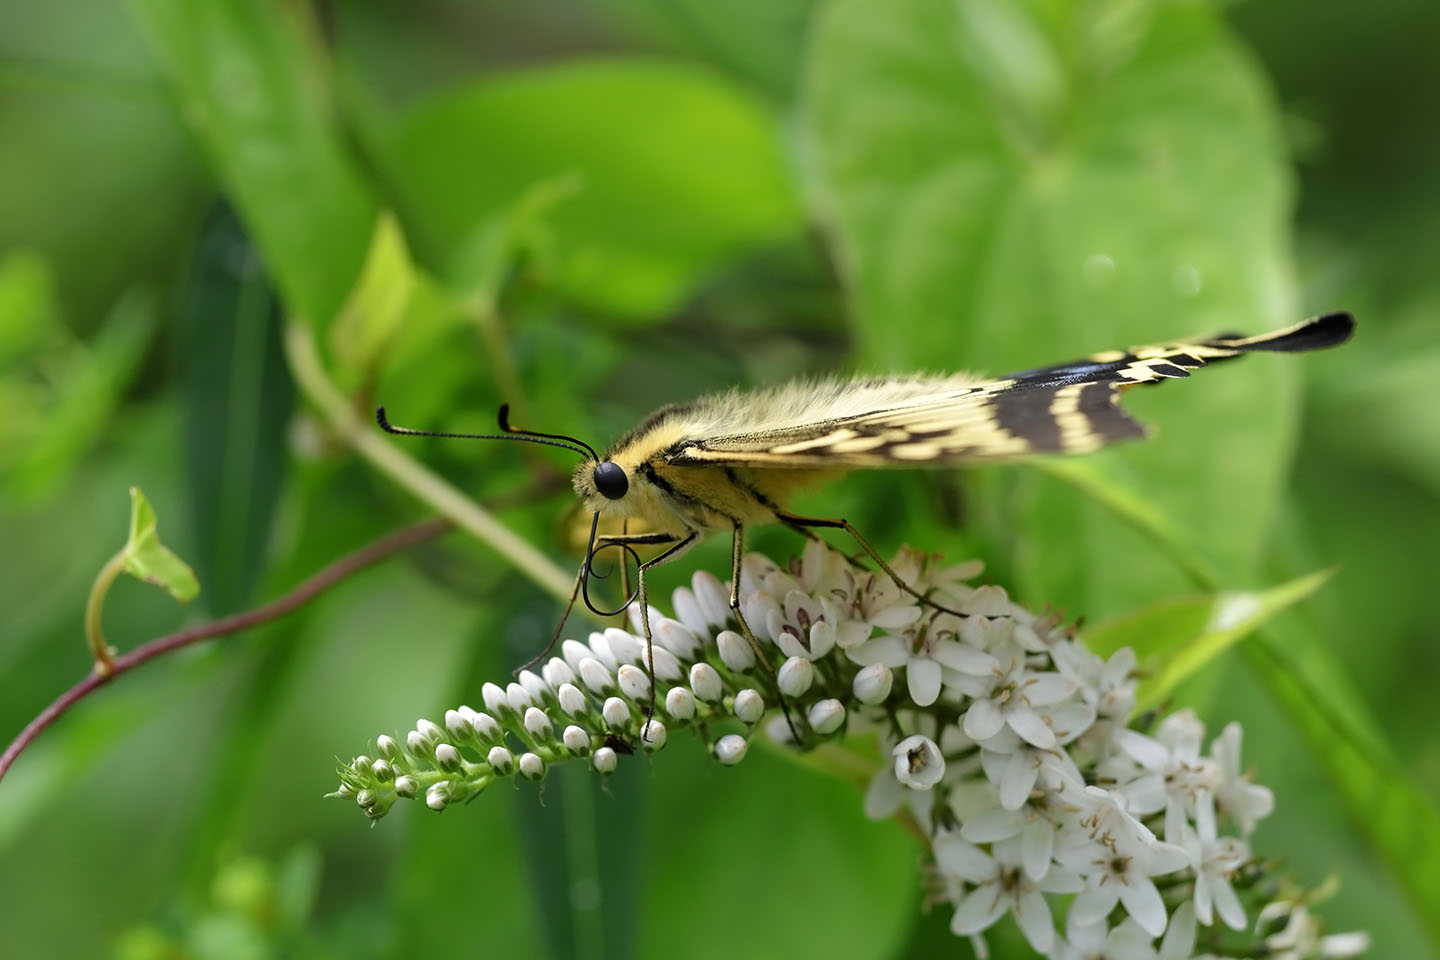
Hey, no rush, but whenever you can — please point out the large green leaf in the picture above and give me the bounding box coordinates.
[805,0,1301,614]
[370,59,802,319]
[1084,567,1332,708]
[126,0,378,323]
[175,205,293,616]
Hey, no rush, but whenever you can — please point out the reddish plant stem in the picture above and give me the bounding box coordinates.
[0,517,452,785]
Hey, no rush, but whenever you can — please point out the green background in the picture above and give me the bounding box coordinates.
[1,0,1435,957]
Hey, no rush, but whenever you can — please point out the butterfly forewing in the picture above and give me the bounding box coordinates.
[664,312,1354,469]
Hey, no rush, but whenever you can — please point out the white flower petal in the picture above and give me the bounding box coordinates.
[931,640,998,675]
[964,698,1006,741]
[1000,750,1040,810]
[1021,818,1054,881]
[1118,876,1168,937]
[934,833,995,882]
[871,604,923,629]
[1069,884,1120,928]
[960,807,1025,843]
[1014,888,1056,952]
[1006,705,1056,749]
[1159,901,1197,960]
[1212,874,1247,931]
[950,885,1007,935]
[863,770,904,819]
[847,634,912,668]
[907,657,943,706]
[1022,672,1075,707]
[1148,841,1189,877]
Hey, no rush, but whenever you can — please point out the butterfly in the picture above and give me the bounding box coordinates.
[378,311,1354,726]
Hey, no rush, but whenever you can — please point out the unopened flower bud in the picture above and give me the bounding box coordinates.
[543,657,577,688]
[717,630,756,671]
[444,710,472,742]
[602,697,631,729]
[416,719,447,744]
[506,682,534,713]
[371,759,394,782]
[604,627,643,665]
[426,783,450,810]
[665,686,696,721]
[617,664,652,701]
[893,734,945,790]
[689,662,723,702]
[733,688,765,724]
[406,729,432,758]
[807,699,846,735]
[524,707,553,740]
[393,775,417,798]
[561,639,591,673]
[487,746,515,776]
[557,683,589,718]
[778,657,814,697]
[650,645,684,681]
[356,789,376,809]
[517,670,549,703]
[472,712,502,746]
[519,752,546,781]
[375,735,402,762]
[641,719,667,750]
[715,734,748,765]
[562,725,591,755]
[353,754,373,772]
[655,618,702,660]
[363,801,390,821]
[854,663,893,705]
[482,682,511,718]
[579,657,615,694]
[593,746,618,775]
[435,743,462,771]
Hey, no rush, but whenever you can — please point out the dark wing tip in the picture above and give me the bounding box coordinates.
[1307,310,1357,348]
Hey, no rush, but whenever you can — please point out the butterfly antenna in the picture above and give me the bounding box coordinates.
[376,406,596,460]
[497,404,600,461]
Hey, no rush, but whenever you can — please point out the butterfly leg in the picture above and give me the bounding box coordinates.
[514,553,589,676]
[728,521,804,745]
[590,530,700,741]
[776,510,968,619]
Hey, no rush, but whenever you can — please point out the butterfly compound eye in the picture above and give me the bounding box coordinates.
[593,461,628,500]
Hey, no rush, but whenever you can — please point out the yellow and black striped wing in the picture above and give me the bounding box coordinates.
[664,312,1354,469]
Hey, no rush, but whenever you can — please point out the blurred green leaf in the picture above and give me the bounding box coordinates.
[0,269,156,502]
[598,0,815,100]
[126,0,378,323]
[175,205,293,615]
[124,485,199,603]
[328,213,418,389]
[371,58,802,319]
[806,0,1302,611]
[1086,567,1333,708]
[1248,617,1440,950]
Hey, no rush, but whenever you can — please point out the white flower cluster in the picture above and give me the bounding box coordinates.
[333,542,1367,959]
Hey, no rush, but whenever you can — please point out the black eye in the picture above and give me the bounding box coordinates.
[593,461,628,500]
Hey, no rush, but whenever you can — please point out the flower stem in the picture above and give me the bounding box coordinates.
[84,549,127,675]
[283,320,575,602]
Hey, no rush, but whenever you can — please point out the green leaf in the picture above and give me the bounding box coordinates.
[126,0,378,323]
[371,59,802,319]
[123,485,199,603]
[1085,568,1333,708]
[176,205,293,616]
[328,212,420,388]
[805,0,1302,611]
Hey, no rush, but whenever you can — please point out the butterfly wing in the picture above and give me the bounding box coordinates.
[664,312,1354,469]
